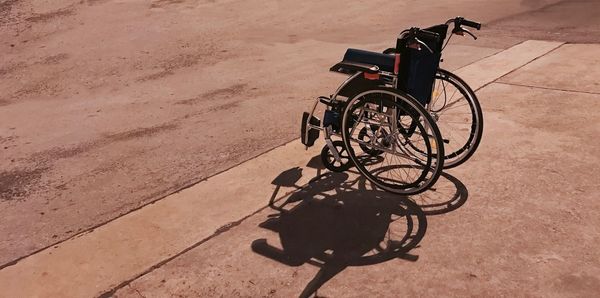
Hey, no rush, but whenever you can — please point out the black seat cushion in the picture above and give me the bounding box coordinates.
[343,49,395,73]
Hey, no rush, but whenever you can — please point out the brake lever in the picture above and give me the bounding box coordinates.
[460,27,478,40]
[414,37,434,54]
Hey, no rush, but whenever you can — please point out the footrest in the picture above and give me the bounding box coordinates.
[301,112,320,147]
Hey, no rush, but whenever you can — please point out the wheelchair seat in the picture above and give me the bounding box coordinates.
[342,48,395,73]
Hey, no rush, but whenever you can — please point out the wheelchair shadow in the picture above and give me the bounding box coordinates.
[412,171,469,215]
[269,156,469,216]
[252,155,470,297]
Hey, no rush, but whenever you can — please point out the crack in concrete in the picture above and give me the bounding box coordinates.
[494,42,565,83]
[467,41,565,93]
[495,81,600,95]
[95,185,302,298]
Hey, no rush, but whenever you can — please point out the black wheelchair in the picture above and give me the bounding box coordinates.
[301,17,484,195]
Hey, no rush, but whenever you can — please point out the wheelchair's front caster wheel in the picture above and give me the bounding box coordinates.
[320,140,353,172]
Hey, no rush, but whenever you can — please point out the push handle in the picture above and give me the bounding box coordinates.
[417,29,440,40]
[461,19,481,30]
[450,16,482,30]
[402,27,439,54]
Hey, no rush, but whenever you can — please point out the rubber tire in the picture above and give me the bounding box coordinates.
[432,68,483,168]
[320,140,353,172]
[342,87,444,195]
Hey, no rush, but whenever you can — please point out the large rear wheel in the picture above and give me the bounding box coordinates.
[429,69,483,168]
[342,87,444,195]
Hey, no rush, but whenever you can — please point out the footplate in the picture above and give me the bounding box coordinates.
[301,112,320,147]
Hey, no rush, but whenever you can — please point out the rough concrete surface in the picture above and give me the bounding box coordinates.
[2,0,552,266]
[111,47,600,298]
[499,43,600,94]
[2,0,579,266]
[0,38,574,297]
[0,140,325,297]
[1,0,600,296]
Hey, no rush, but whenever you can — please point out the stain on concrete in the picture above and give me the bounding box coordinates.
[86,0,110,5]
[37,144,94,162]
[150,0,186,8]
[175,95,207,106]
[137,53,207,82]
[208,100,241,112]
[23,123,178,171]
[0,62,26,77]
[13,79,62,99]
[203,84,246,99]
[25,7,74,23]
[106,123,179,142]
[0,0,19,25]
[175,84,247,105]
[0,98,11,106]
[0,0,18,13]
[0,167,48,201]
[40,53,70,65]
[0,135,19,146]
[140,70,173,81]
[3,121,180,203]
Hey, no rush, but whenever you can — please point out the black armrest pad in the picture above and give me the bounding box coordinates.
[329,61,379,74]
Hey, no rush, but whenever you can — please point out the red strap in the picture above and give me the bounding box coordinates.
[394,54,401,74]
[364,72,380,80]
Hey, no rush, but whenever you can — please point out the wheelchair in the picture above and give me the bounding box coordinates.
[301,17,484,195]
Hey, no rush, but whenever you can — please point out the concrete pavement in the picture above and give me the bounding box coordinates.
[112,42,600,297]
[2,0,542,267]
[4,40,600,297]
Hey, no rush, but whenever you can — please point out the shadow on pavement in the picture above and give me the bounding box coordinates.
[252,156,469,297]
[412,170,469,215]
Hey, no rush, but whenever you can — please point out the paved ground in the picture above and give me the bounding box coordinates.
[6,0,600,266]
[114,43,600,298]
[1,0,547,266]
[1,40,599,297]
[1,0,600,297]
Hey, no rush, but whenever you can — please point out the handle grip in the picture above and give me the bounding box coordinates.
[418,29,440,41]
[462,19,481,30]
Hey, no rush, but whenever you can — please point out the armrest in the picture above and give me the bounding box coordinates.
[329,61,380,75]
